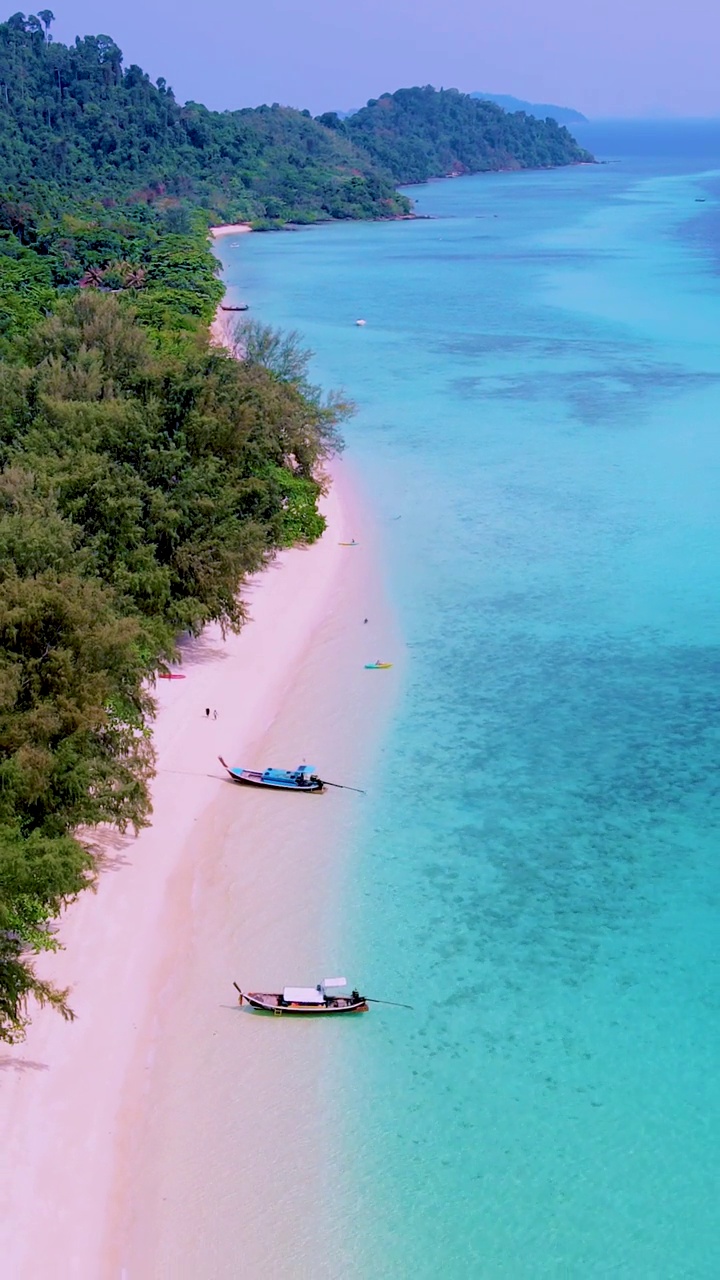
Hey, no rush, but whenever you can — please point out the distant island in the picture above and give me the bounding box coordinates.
[471,92,587,125]
[320,87,592,186]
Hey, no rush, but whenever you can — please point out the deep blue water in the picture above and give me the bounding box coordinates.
[217,124,720,1278]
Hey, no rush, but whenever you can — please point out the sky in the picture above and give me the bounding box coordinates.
[42,0,720,119]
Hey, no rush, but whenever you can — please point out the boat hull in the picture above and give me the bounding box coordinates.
[219,758,324,792]
[241,991,368,1016]
[231,774,324,793]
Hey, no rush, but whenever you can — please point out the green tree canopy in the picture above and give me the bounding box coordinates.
[340,86,593,184]
[0,292,348,1041]
[0,17,410,225]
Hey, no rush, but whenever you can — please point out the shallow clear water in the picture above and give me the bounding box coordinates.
[218,128,720,1278]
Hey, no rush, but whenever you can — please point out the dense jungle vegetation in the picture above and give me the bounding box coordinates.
[0,13,354,1042]
[0,13,410,226]
[0,14,591,1041]
[319,86,593,184]
[0,285,347,1042]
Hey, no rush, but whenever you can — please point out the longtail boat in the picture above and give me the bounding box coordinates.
[233,978,368,1016]
[219,757,324,792]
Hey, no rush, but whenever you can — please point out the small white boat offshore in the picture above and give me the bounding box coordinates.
[355,318,367,326]
[233,977,368,1016]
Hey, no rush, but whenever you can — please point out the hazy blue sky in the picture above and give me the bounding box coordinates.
[46,0,720,118]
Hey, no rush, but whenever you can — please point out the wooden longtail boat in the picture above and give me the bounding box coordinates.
[233,978,368,1016]
[219,757,324,792]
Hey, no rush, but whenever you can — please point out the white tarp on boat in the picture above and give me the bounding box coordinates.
[283,987,323,1004]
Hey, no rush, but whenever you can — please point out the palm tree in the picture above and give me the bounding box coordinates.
[124,266,147,290]
[105,261,148,290]
[78,266,105,289]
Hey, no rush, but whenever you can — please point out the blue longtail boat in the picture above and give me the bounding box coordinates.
[218,757,324,792]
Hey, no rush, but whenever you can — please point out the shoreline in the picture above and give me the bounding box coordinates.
[0,463,397,1278]
[0,233,399,1277]
[110,464,399,1277]
[210,224,252,346]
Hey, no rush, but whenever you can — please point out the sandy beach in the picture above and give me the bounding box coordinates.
[209,223,253,239]
[0,460,398,1278]
[0,225,398,1280]
[209,224,252,347]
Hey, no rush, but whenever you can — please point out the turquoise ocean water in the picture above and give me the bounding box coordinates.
[218,125,720,1278]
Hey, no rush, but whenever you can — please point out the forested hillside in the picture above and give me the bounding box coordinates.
[320,86,592,184]
[0,14,410,225]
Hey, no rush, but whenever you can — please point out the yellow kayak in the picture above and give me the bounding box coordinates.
[365,662,392,670]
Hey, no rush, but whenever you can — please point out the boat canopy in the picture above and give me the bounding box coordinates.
[297,765,317,774]
[322,977,347,989]
[283,986,324,1004]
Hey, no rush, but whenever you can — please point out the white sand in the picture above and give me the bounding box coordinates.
[209,223,253,239]
[210,224,251,346]
[210,304,238,350]
[0,466,398,1279]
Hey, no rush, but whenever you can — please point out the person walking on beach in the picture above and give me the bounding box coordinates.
[205,708,210,718]
[213,709,218,720]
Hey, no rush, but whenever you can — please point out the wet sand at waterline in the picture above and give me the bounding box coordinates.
[0,466,399,1279]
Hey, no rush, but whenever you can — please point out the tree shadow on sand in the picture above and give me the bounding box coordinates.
[89,827,136,874]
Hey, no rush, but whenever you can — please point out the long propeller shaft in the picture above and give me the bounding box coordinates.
[365,997,414,1010]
